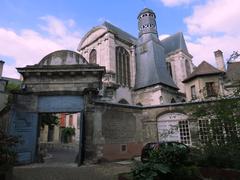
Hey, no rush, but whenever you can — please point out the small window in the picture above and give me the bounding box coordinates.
[89,49,97,64]
[171,98,176,103]
[191,85,196,100]
[136,102,143,106]
[179,120,191,145]
[159,96,164,104]
[205,82,217,97]
[120,144,127,152]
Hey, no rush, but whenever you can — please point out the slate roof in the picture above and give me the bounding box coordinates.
[137,8,155,18]
[161,32,189,55]
[135,36,178,90]
[182,61,224,83]
[225,61,240,82]
[102,21,137,44]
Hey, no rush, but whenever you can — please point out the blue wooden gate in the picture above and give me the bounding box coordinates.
[9,95,84,165]
[9,111,38,164]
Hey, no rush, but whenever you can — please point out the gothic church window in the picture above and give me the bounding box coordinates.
[116,46,131,87]
[185,60,191,77]
[89,49,97,64]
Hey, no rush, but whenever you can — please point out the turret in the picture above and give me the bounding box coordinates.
[137,8,158,38]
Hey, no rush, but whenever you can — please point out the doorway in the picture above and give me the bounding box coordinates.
[38,112,82,165]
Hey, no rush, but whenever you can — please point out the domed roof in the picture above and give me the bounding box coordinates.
[138,8,155,18]
[39,50,88,66]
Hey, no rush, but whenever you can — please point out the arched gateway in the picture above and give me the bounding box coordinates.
[9,50,105,165]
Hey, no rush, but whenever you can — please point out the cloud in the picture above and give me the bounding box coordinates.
[187,35,240,66]
[0,16,82,78]
[185,0,240,35]
[159,0,193,7]
[159,34,170,40]
[184,0,240,66]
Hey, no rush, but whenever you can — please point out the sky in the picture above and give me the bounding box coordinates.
[0,0,240,78]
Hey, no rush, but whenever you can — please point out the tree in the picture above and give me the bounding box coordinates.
[39,114,59,128]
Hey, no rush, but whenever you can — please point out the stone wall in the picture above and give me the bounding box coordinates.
[84,102,143,162]
[84,101,201,162]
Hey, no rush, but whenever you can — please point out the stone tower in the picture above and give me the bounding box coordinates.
[135,8,177,90]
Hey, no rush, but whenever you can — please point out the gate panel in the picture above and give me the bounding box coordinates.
[9,111,38,164]
[38,96,84,113]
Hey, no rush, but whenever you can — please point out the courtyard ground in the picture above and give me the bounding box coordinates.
[13,161,132,180]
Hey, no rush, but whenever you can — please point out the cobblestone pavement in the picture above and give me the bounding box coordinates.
[13,162,132,180]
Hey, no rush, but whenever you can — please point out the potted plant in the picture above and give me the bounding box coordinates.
[0,130,18,180]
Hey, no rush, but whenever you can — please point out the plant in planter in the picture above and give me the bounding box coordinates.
[0,130,18,180]
[62,127,75,143]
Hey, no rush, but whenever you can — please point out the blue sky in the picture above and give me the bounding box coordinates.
[1,0,240,78]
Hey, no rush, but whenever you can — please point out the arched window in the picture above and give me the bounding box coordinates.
[171,98,176,103]
[116,47,131,87]
[185,60,191,77]
[89,49,97,64]
[136,102,143,106]
[159,96,164,104]
[166,62,172,77]
[118,99,129,104]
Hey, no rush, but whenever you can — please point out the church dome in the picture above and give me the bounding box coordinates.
[39,50,88,66]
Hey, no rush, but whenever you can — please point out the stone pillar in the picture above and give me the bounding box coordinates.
[214,50,225,71]
[53,125,60,142]
[0,60,4,78]
[40,125,49,142]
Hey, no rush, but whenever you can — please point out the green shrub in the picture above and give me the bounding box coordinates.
[62,127,75,143]
[132,145,202,180]
[0,130,18,171]
[196,143,240,170]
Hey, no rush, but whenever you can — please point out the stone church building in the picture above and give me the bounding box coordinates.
[3,8,240,164]
[78,8,194,106]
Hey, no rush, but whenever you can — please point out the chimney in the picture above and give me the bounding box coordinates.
[214,50,226,71]
[0,60,4,78]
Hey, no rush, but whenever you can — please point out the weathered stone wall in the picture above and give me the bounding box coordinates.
[24,73,101,93]
[84,102,143,162]
[84,101,201,162]
[133,85,185,106]
[184,76,224,101]
[79,30,135,104]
